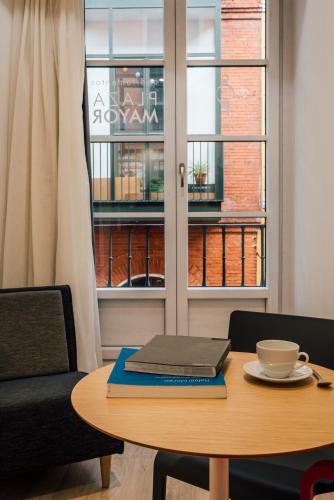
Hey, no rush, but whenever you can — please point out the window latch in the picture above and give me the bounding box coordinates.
[179,163,185,188]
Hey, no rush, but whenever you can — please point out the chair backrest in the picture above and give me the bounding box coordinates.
[228,310,334,370]
[0,285,77,381]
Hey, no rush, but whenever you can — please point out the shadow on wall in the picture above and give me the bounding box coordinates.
[282,0,334,319]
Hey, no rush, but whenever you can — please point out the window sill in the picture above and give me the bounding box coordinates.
[97,287,269,300]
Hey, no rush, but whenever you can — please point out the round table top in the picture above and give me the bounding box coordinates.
[71,351,334,458]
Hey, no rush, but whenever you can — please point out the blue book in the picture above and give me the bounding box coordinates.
[107,348,227,399]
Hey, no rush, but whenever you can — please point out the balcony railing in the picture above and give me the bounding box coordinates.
[189,223,266,287]
[95,223,164,288]
[91,142,222,204]
[91,143,164,203]
[94,222,265,288]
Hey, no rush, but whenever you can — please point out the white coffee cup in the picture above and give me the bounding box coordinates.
[256,339,309,379]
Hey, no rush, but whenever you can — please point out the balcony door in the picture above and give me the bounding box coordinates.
[85,0,278,355]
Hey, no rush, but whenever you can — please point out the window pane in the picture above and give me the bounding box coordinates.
[221,0,266,59]
[85,9,109,57]
[95,221,165,288]
[91,143,164,203]
[186,1,266,59]
[187,7,216,57]
[221,142,265,211]
[187,67,265,135]
[87,67,164,135]
[112,8,163,57]
[188,219,266,287]
[187,142,265,211]
[187,142,223,203]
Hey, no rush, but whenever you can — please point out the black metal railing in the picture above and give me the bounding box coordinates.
[91,143,164,203]
[91,142,222,204]
[188,142,223,201]
[96,223,164,288]
[95,222,266,288]
[189,223,266,287]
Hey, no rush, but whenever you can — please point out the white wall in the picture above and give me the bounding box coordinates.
[282,0,334,319]
[0,0,13,283]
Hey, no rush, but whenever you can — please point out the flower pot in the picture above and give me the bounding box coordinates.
[194,173,207,185]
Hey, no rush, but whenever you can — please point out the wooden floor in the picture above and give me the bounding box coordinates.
[0,443,333,500]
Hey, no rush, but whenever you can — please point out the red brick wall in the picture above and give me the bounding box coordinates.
[95,223,262,288]
[221,0,265,59]
[95,225,164,287]
[188,226,260,287]
[221,1,264,212]
[222,142,264,211]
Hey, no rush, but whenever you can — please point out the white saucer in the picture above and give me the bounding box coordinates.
[243,360,313,383]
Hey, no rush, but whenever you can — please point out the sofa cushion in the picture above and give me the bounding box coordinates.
[0,290,69,381]
[0,372,124,476]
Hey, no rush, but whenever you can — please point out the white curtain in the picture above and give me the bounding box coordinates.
[0,0,102,372]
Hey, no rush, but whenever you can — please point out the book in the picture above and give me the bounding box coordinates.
[107,348,227,399]
[124,335,231,378]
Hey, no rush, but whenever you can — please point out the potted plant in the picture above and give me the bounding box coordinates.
[149,178,164,192]
[190,162,208,185]
[149,178,164,200]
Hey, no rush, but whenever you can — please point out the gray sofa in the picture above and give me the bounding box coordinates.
[0,285,123,485]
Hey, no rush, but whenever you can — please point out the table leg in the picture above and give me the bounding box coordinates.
[209,457,229,500]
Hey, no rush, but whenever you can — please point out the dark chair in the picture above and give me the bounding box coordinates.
[0,285,123,486]
[153,310,334,500]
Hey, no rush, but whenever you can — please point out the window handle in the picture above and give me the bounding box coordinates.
[179,163,185,188]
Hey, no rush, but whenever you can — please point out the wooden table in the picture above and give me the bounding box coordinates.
[71,352,334,499]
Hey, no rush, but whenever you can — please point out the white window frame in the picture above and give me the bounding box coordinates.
[86,0,280,317]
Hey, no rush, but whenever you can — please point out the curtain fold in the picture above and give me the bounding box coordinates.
[1,0,101,372]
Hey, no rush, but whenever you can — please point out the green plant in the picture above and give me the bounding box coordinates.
[189,161,208,177]
[149,178,164,193]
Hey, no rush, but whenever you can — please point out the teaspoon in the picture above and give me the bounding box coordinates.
[312,368,332,388]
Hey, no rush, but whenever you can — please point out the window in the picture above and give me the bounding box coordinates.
[84,1,274,292]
